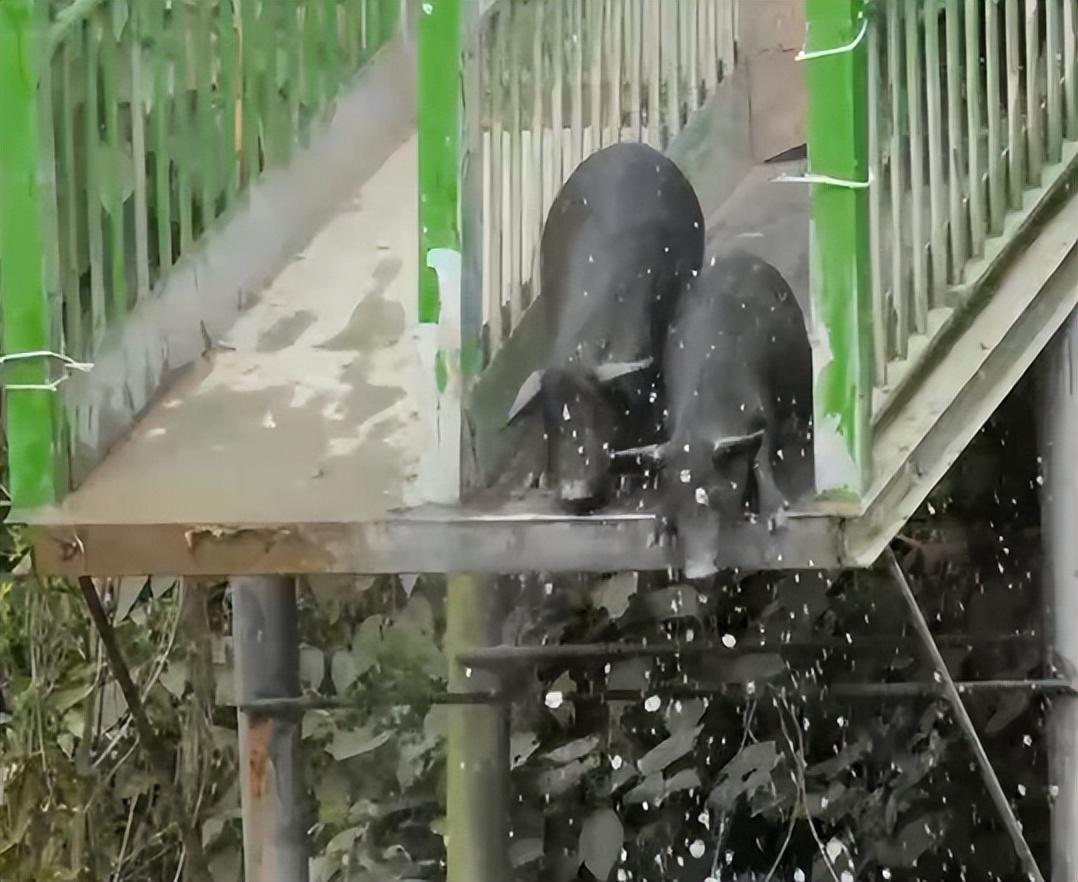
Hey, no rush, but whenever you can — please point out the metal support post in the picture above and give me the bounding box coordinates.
[445,574,509,882]
[232,577,309,882]
[1037,311,1078,882]
[886,553,1046,882]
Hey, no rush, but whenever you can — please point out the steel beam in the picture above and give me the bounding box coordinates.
[232,577,308,882]
[1037,312,1078,882]
[887,553,1046,882]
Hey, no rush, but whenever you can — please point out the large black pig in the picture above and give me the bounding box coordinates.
[506,143,704,513]
[622,249,814,578]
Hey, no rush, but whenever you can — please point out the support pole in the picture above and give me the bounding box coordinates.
[445,574,509,882]
[232,577,308,882]
[886,554,1046,882]
[1036,311,1078,882]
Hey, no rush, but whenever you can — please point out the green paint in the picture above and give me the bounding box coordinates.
[805,0,873,496]
[417,0,460,324]
[151,0,173,274]
[0,0,58,507]
[102,0,128,319]
[435,349,449,395]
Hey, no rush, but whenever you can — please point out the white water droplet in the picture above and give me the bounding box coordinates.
[611,755,623,770]
[689,839,705,859]
[644,694,661,712]
[695,487,709,505]
[794,870,806,882]
[545,691,564,709]
[680,468,692,483]
[721,633,737,649]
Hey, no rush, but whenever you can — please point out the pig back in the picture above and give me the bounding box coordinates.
[539,143,704,367]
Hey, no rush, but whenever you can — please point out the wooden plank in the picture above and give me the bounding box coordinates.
[985,0,1005,234]
[59,40,83,358]
[1005,0,1026,207]
[129,2,151,302]
[888,0,908,356]
[102,0,128,320]
[945,0,967,282]
[84,16,107,349]
[905,0,927,332]
[1026,0,1042,184]
[924,0,947,300]
[964,0,985,257]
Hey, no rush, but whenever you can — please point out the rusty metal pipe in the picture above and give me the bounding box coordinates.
[232,576,308,882]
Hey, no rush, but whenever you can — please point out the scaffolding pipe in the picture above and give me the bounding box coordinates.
[232,576,308,882]
[445,574,510,882]
[1037,311,1078,882]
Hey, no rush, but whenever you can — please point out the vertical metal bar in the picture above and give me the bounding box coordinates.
[488,13,505,346]
[525,0,544,307]
[924,0,948,300]
[196,0,217,223]
[571,0,584,166]
[646,0,660,147]
[805,0,874,497]
[59,41,83,359]
[704,0,718,90]
[220,0,240,209]
[685,0,699,114]
[965,0,985,258]
[508,2,523,326]
[0,0,59,507]
[1045,0,1063,163]
[886,554,1047,882]
[129,3,151,302]
[1036,313,1078,882]
[551,0,565,186]
[608,0,623,144]
[945,0,968,282]
[587,0,603,154]
[102,0,128,320]
[445,574,509,882]
[175,2,195,253]
[232,577,309,882]
[868,18,887,385]
[460,1,485,383]
[85,16,107,349]
[1065,0,1077,138]
[323,0,341,101]
[662,0,679,144]
[905,0,927,333]
[985,0,1005,235]
[151,0,173,276]
[1006,0,1026,207]
[888,0,908,356]
[626,0,640,135]
[1026,0,1043,184]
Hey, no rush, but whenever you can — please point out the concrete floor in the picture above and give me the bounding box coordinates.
[36,137,428,526]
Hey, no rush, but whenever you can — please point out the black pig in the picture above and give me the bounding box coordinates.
[506,143,704,513]
[621,250,814,577]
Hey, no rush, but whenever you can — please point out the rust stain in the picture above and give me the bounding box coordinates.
[246,717,272,800]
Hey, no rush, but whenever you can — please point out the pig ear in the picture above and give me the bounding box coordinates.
[611,442,668,466]
[506,370,544,425]
[712,429,765,464]
[593,357,653,384]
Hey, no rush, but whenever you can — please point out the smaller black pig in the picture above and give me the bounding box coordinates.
[620,250,814,578]
[506,142,704,513]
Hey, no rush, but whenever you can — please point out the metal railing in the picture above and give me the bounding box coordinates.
[865,0,1078,405]
[468,0,738,364]
[0,0,399,506]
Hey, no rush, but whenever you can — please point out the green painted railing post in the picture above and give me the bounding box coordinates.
[0,0,60,508]
[804,0,874,500]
